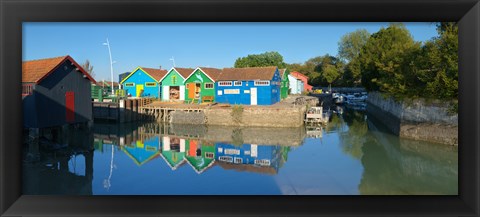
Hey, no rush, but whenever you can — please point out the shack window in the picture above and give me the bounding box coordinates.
[204,83,214,89]
[145,82,157,87]
[22,83,33,96]
[234,81,242,86]
[205,152,214,159]
[254,81,270,86]
[125,83,135,87]
[218,81,232,86]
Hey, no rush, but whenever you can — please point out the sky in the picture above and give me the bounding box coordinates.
[23,22,439,82]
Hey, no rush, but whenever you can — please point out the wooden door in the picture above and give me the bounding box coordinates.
[136,84,144,97]
[187,83,196,99]
[250,88,257,105]
[65,91,75,122]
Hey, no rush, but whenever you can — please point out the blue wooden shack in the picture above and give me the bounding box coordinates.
[22,56,96,128]
[120,67,167,98]
[215,143,281,171]
[215,67,281,105]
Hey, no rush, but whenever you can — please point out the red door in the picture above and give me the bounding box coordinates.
[65,91,75,122]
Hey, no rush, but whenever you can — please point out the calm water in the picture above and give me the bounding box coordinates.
[23,107,458,195]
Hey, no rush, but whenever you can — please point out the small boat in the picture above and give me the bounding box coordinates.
[306,126,323,138]
[305,106,330,125]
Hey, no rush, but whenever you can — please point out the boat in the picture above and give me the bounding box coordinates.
[305,106,330,125]
[306,125,323,138]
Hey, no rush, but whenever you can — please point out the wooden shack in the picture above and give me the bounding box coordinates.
[22,55,96,128]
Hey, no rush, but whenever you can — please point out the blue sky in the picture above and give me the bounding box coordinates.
[23,22,438,81]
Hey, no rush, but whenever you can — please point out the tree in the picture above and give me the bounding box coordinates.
[323,64,341,88]
[413,22,458,99]
[234,51,286,68]
[338,29,370,62]
[81,60,95,79]
[358,23,421,98]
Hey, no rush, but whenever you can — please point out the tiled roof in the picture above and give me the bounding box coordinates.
[22,55,96,83]
[174,67,195,79]
[142,67,168,82]
[198,67,223,81]
[290,71,309,80]
[217,66,277,81]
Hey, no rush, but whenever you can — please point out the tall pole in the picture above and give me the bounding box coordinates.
[170,57,176,67]
[104,38,115,95]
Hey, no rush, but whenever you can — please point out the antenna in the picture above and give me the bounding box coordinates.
[169,56,176,67]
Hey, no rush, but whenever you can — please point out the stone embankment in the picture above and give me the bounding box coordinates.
[168,95,318,128]
[366,92,458,146]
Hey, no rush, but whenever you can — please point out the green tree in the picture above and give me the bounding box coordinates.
[81,59,95,79]
[413,22,458,99]
[234,51,286,68]
[338,29,371,62]
[358,23,421,98]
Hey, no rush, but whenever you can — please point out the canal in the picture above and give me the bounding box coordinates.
[22,107,458,195]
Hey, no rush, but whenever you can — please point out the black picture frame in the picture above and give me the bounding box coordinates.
[1,0,479,216]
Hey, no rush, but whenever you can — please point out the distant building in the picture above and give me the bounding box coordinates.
[118,72,130,85]
[215,66,281,105]
[290,71,312,92]
[22,55,96,128]
[159,67,194,101]
[120,67,167,98]
[288,73,304,94]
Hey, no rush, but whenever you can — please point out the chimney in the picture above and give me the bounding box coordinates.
[159,65,162,70]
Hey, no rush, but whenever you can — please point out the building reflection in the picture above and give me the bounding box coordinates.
[23,125,94,195]
[92,122,302,175]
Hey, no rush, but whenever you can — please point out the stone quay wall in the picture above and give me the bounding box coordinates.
[366,92,458,146]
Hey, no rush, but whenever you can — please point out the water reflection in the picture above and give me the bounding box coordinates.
[23,107,458,195]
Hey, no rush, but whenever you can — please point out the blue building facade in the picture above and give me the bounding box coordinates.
[120,67,167,98]
[215,143,281,170]
[214,67,281,105]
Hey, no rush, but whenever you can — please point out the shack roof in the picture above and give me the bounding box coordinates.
[22,55,96,84]
[185,67,223,82]
[174,67,195,79]
[217,66,277,81]
[290,71,309,80]
[141,67,168,82]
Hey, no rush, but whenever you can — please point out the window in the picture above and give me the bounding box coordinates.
[22,83,33,96]
[205,83,214,89]
[254,80,270,86]
[145,82,157,87]
[234,157,243,164]
[218,81,232,86]
[254,159,271,166]
[234,81,242,86]
[205,152,214,159]
[125,83,134,87]
[219,156,233,163]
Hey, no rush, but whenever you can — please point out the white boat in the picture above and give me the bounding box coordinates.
[305,107,330,125]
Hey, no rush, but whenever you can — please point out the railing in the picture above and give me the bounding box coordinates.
[22,83,33,96]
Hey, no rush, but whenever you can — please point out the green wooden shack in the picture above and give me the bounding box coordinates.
[160,136,186,170]
[184,67,222,103]
[185,140,216,174]
[279,68,290,100]
[159,67,194,101]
